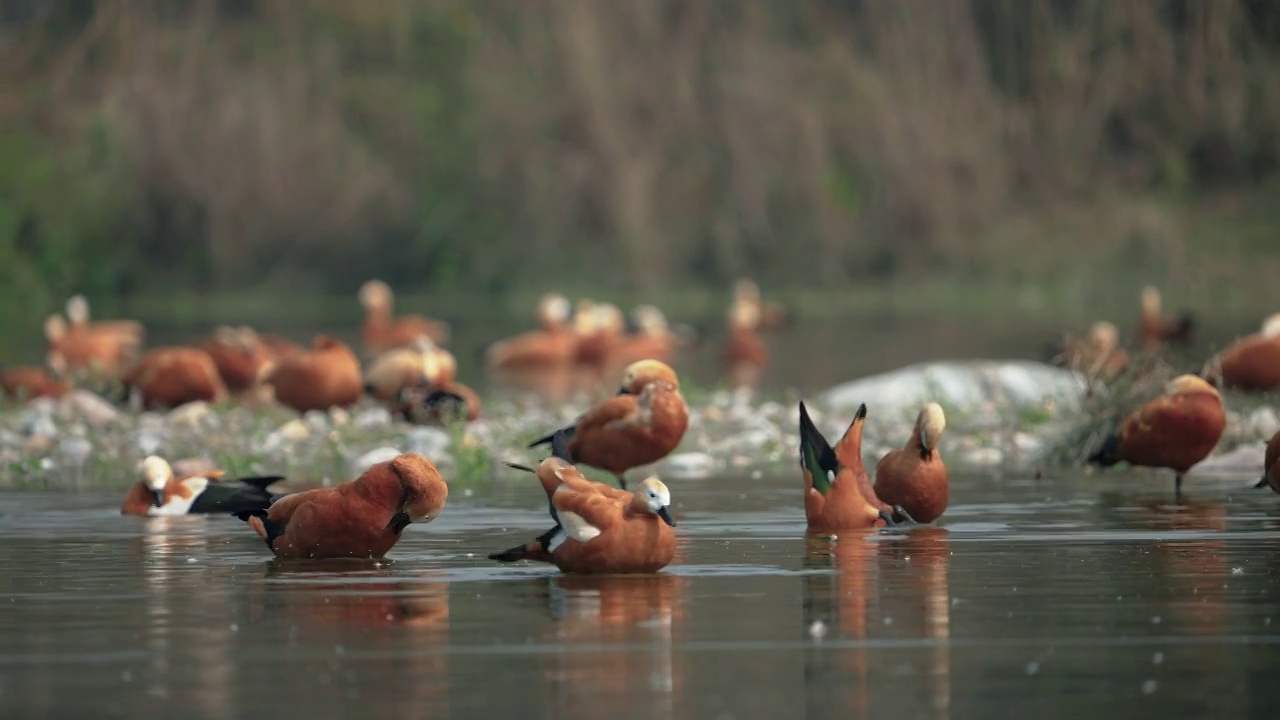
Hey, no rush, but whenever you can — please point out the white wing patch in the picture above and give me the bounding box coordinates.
[547,528,569,553]
[557,510,603,544]
[826,469,836,485]
[148,477,210,516]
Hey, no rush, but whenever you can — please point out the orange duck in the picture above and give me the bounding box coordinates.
[873,403,949,523]
[119,346,227,409]
[1053,321,1129,381]
[44,313,140,381]
[1087,374,1226,497]
[799,402,902,533]
[262,335,363,413]
[121,455,283,517]
[1255,431,1280,493]
[65,295,145,346]
[527,359,688,489]
[258,333,304,360]
[733,279,792,332]
[485,293,576,370]
[394,346,483,424]
[1202,314,1280,393]
[1,366,70,401]
[239,452,448,560]
[489,449,676,574]
[359,279,450,357]
[200,326,278,395]
[720,299,768,390]
[1139,286,1196,351]
[364,337,438,402]
[571,300,625,374]
[608,305,677,369]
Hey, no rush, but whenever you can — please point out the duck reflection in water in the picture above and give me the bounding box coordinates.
[803,527,953,720]
[247,560,451,717]
[536,573,685,719]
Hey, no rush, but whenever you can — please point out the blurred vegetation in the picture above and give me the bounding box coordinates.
[2,0,1280,332]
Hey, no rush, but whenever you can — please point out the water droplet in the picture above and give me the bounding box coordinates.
[1150,615,1162,624]
[334,644,345,655]
[1152,652,1163,665]
[1142,680,1157,695]
[229,623,239,632]
[808,620,827,640]
[1025,662,1040,676]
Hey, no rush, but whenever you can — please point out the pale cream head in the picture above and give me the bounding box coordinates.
[633,305,669,335]
[1261,313,1280,338]
[138,455,174,491]
[44,315,67,343]
[916,403,947,451]
[621,359,680,393]
[1141,286,1161,314]
[538,294,572,325]
[594,303,625,333]
[65,295,90,325]
[573,299,598,333]
[728,299,761,330]
[359,280,393,310]
[1166,374,1219,398]
[1087,321,1120,351]
[637,476,672,514]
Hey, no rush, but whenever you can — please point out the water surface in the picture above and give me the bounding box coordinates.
[2,470,1279,718]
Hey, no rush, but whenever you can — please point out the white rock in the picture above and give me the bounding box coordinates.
[262,419,311,452]
[168,401,214,428]
[1248,407,1280,439]
[303,410,330,433]
[134,430,164,456]
[58,390,119,427]
[328,407,350,427]
[353,407,392,429]
[661,452,719,479]
[349,447,403,476]
[57,436,93,466]
[21,410,57,440]
[405,426,452,458]
[822,360,1084,417]
[1195,443,1265,479]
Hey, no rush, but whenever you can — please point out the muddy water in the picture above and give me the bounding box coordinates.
[2,470,1279,719]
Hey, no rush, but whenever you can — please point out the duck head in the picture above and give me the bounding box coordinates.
[138,455,173,507]
[618,359,680,395]
[632,476,675,527]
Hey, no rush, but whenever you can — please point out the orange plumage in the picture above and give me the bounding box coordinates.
[528,360,688,489]
[607,305,677,368]
[1088,375,1226,496]
[490,455,676,574]
[201,327,278,394]
[120,346,227,409]
[243,453,448,560]
[873,403,949,523]
[486,293,577,370]
[1139,286,1195,351]
[798,402,893,533]
[264,335,363,413]
[1,366,70,401]
[1204,315,1280,393]
[44,315,140,381]
[359,280,450,357]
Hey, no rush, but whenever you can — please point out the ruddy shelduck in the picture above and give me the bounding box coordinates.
[1139,286,1195,351]
[1,366,70,401]
[528,359,688,489]
[200,326,278,394]
[489,452,676,574]
[485,293,576,370]
[262,335,363,413]
[239,453,448,560]
[44,313,140,381]
[572,300,625,370]
[733,279,792,332]
[1255,431,1280,494]
[359,279,450,357]
[1202,314,1280,393]
[721,299,768,390]
[873,403,949,523]
[65,295,145,345]
[364,337,439,401]
[119,346,227,409]
[608,305,677,368]
[121,455,284,517]
[799,402,901,533]
[1088,374,1226,497]
[1054,321,1129,381]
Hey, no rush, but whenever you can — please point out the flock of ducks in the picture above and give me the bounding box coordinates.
[3,281,1280,575]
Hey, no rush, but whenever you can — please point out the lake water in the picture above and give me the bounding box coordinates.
[3,469,1278,719]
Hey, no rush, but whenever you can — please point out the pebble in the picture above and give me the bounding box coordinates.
[661,452,718,479]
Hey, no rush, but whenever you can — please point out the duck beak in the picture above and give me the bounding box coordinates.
[386,512,412,535]
[615,385,630,395]
[657,507,676,527]
[151,490,165,508]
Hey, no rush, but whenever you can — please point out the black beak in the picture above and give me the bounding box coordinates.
[386,512,412,535]
[151,490,165,508]
[1255,477,1270,489]
[505,462,536,474]
[657,507,676,527]
[615,385,630,395]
